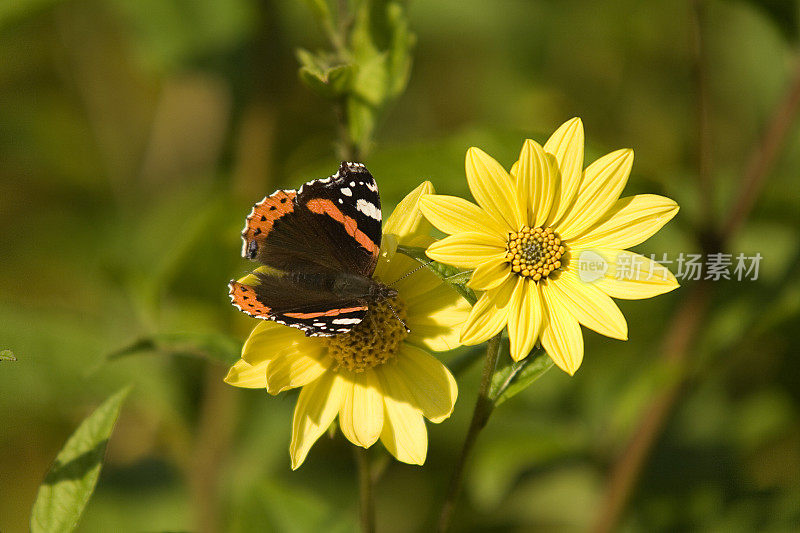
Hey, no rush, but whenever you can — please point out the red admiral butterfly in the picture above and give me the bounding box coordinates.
[229,162,397,336]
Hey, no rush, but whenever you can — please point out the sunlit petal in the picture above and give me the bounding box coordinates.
[544,118,584,224]
[419,194,506,236]
[569,194,679,249]
[556,149,633,239]
[393,344,457,423]
[339,371,384,448]
[265,345,332,394]
[516,139,555,227]
[466,254,511,291]
[507,279,543,361]
[460,277,518,345]
[378,390,427,465]
[426,232,506,269]
[547,270,628,340]
[290,372,346,470]
[384,181,435,244]
[224,359,268,389]
[572,248,679,299]
[465,147,524,231]
[405,282,470,352]
[242,320,312,366]
[540,284,585,375]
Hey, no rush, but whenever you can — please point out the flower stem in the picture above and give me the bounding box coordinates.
[355,447,376,533]
[437,333,503,533]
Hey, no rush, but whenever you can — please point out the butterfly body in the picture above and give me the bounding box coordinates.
[230,162,389,336]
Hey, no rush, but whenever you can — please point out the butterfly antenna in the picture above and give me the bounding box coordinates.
[388,259,435,286]
[384,299,411,334]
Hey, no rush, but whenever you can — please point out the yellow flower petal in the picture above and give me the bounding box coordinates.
[290,372,346,469]
[465,147,524,231]
[544,117,585,224]
[379,391,427,465]
[339,371,384,448]
[556,149,634,239]
[569,194,679,250]
[507,279,543,361]
[405,282,470,352]
[460,277,518,346]
[224,359,268,389]
[545,271,628,340]
[391,241,445,300]
[573,248,679,299]
[419,194,506,237]
[466,254,511,291]
[392,344,457,423]
[242,320,311,365]
[383,181,435,244]
[265,346,332,394]
[372,233,403,284]
[425,232,506,269]
[236,265,280,285]
[540,285,585,375]
[516,139,556,227]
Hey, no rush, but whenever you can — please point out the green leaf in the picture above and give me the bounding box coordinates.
[397,244,477,304]
[346,97,378,153]
[343,0,415,149]
[106,332,240,366]
[351,51,390,106]
[299,0,333,28]
[297,49,355,99]
[490,348,553,406]
[385,1,415,98]
[0,349,16,361]
[30,387,131,533]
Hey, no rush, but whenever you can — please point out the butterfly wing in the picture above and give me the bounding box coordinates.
[228,274,368,336]
[241,162,382,277]
[241,189,297,260]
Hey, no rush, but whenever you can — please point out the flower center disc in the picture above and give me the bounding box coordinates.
[505,226,566,281]
[325,296,408,373]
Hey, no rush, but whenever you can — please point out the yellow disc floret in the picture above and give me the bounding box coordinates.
[505,226,566,281]
[325,296,408,373]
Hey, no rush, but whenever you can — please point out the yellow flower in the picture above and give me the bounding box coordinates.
[225,182,469,469]
[419,118,679,375]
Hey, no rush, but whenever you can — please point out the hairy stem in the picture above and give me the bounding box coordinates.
[437,333,503,533]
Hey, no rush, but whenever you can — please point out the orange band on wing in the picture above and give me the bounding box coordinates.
[305,198,379,257]
[283,306,367,319]
[228,281,272,317]
[243,190,297,244]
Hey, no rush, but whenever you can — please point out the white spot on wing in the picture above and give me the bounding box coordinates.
[341,187,352,196]
[356,199,381,221]
[332,317,362,325]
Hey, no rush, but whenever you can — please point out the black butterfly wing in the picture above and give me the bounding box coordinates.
[229,273,368,336]
[296,161,382,276]
[241,162,382,277]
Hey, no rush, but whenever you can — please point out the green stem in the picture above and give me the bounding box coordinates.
[355,447,376,533]
[437,333,503,532]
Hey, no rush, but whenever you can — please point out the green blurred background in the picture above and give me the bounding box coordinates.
[2,0,799,531]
